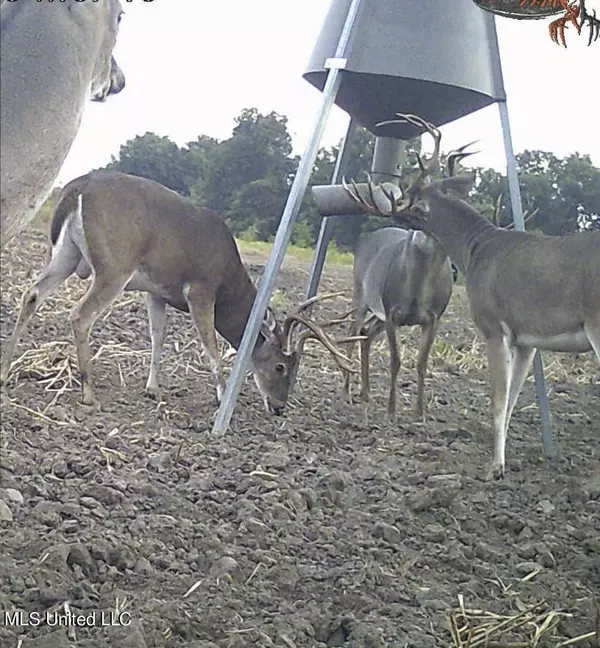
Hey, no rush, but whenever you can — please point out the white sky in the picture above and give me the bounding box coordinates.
[58,0,600,185]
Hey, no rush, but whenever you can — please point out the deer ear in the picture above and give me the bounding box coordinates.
[260,307,278,339]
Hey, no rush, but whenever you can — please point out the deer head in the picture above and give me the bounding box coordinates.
[250,294,358,415]
[89,0,126,101]
[342,113,478,231]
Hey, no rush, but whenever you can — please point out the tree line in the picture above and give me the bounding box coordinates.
[100,107,599,249]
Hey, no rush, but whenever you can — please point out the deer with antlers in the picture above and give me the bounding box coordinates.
[342,226,453,421]
[344,114,600,479]
[0,171,353,414]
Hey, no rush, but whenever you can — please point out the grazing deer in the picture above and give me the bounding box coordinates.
[0,171,353,414]
[344,114,600,479]
[342,226,453,421]
[1,0,126,246]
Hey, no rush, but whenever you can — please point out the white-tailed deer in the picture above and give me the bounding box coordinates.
[342,121,454,421]
[0,0,126,246]
[0,171,354,414]
[342,226,453,421]
[344,113,600,479]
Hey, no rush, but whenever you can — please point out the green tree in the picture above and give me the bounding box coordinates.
[104,132,198,196]
[185,134,220,202]
[471,151,600,234]
[194,108,297,224]
[227,175,289,240]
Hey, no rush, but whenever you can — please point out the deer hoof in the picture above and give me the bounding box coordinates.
[486,462,505,481]
[144,385,163,401]
[80,386,97,407]
[413,406,425,421]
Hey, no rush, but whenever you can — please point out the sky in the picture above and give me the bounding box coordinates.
[58,0,600,185]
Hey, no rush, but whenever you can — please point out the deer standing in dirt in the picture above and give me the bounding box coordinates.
[0,171,353,414]
[342,226,453,421]
[344,114,600,479]
[0,0,126,246]
[342,122,456,421]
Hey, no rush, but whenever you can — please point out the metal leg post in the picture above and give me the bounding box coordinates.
[212,0,365,433]
[498,100,557,459]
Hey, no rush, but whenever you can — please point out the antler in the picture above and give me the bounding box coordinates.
[284,291,345,329]
[285,315,358,373]
[282,292,360,373]
[446,141,479,178]
[377,113,443,185]
[341,175,406,218]
[344,113,477,225]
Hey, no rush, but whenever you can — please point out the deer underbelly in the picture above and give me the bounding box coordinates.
[125,271,185,308]
[514,330,591,352]
[125,271,164,293]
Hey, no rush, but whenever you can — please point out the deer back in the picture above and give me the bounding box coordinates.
[354,227,453,324]
[51,171,257,335]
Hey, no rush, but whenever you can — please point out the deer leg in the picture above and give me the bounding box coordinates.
[359,318,384,403]
[144,294,167,398]
[485,336,513,480]
[415,317,438,420]
[584,318,600,362]
[385,319,400,422]
[1,238,81,383]
[504,346,536,436]
[71,275,130,405]
[184,284,225,404]
[584,318,600,382]
[343,304,368,401]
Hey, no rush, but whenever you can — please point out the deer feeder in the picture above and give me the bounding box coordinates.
[303,0,506,141]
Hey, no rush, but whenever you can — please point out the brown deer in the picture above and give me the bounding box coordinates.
[1,171,353,414]
[1,0,125,246]
[344,114,600,479]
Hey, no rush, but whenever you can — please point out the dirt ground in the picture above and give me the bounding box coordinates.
[1,230,598,648]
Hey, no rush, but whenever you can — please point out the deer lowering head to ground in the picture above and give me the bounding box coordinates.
[344,113,600,479]
[0,0,126,246]
[0,171,353,414]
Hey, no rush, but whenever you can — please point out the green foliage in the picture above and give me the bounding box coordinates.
[235,238,354,266]
[97,108,598,253]
[104,132,200,196]
[472,151,600,235]
[32,187,62,230]
[290,219,314,248]
[193,108,297,215]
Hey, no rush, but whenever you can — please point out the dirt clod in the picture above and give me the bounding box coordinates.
[1,232,598,647]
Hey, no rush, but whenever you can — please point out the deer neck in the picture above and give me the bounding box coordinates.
[214,274,263,351]
[424,190,496,276]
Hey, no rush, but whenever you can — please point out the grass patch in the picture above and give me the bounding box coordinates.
[236,238,354,266]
